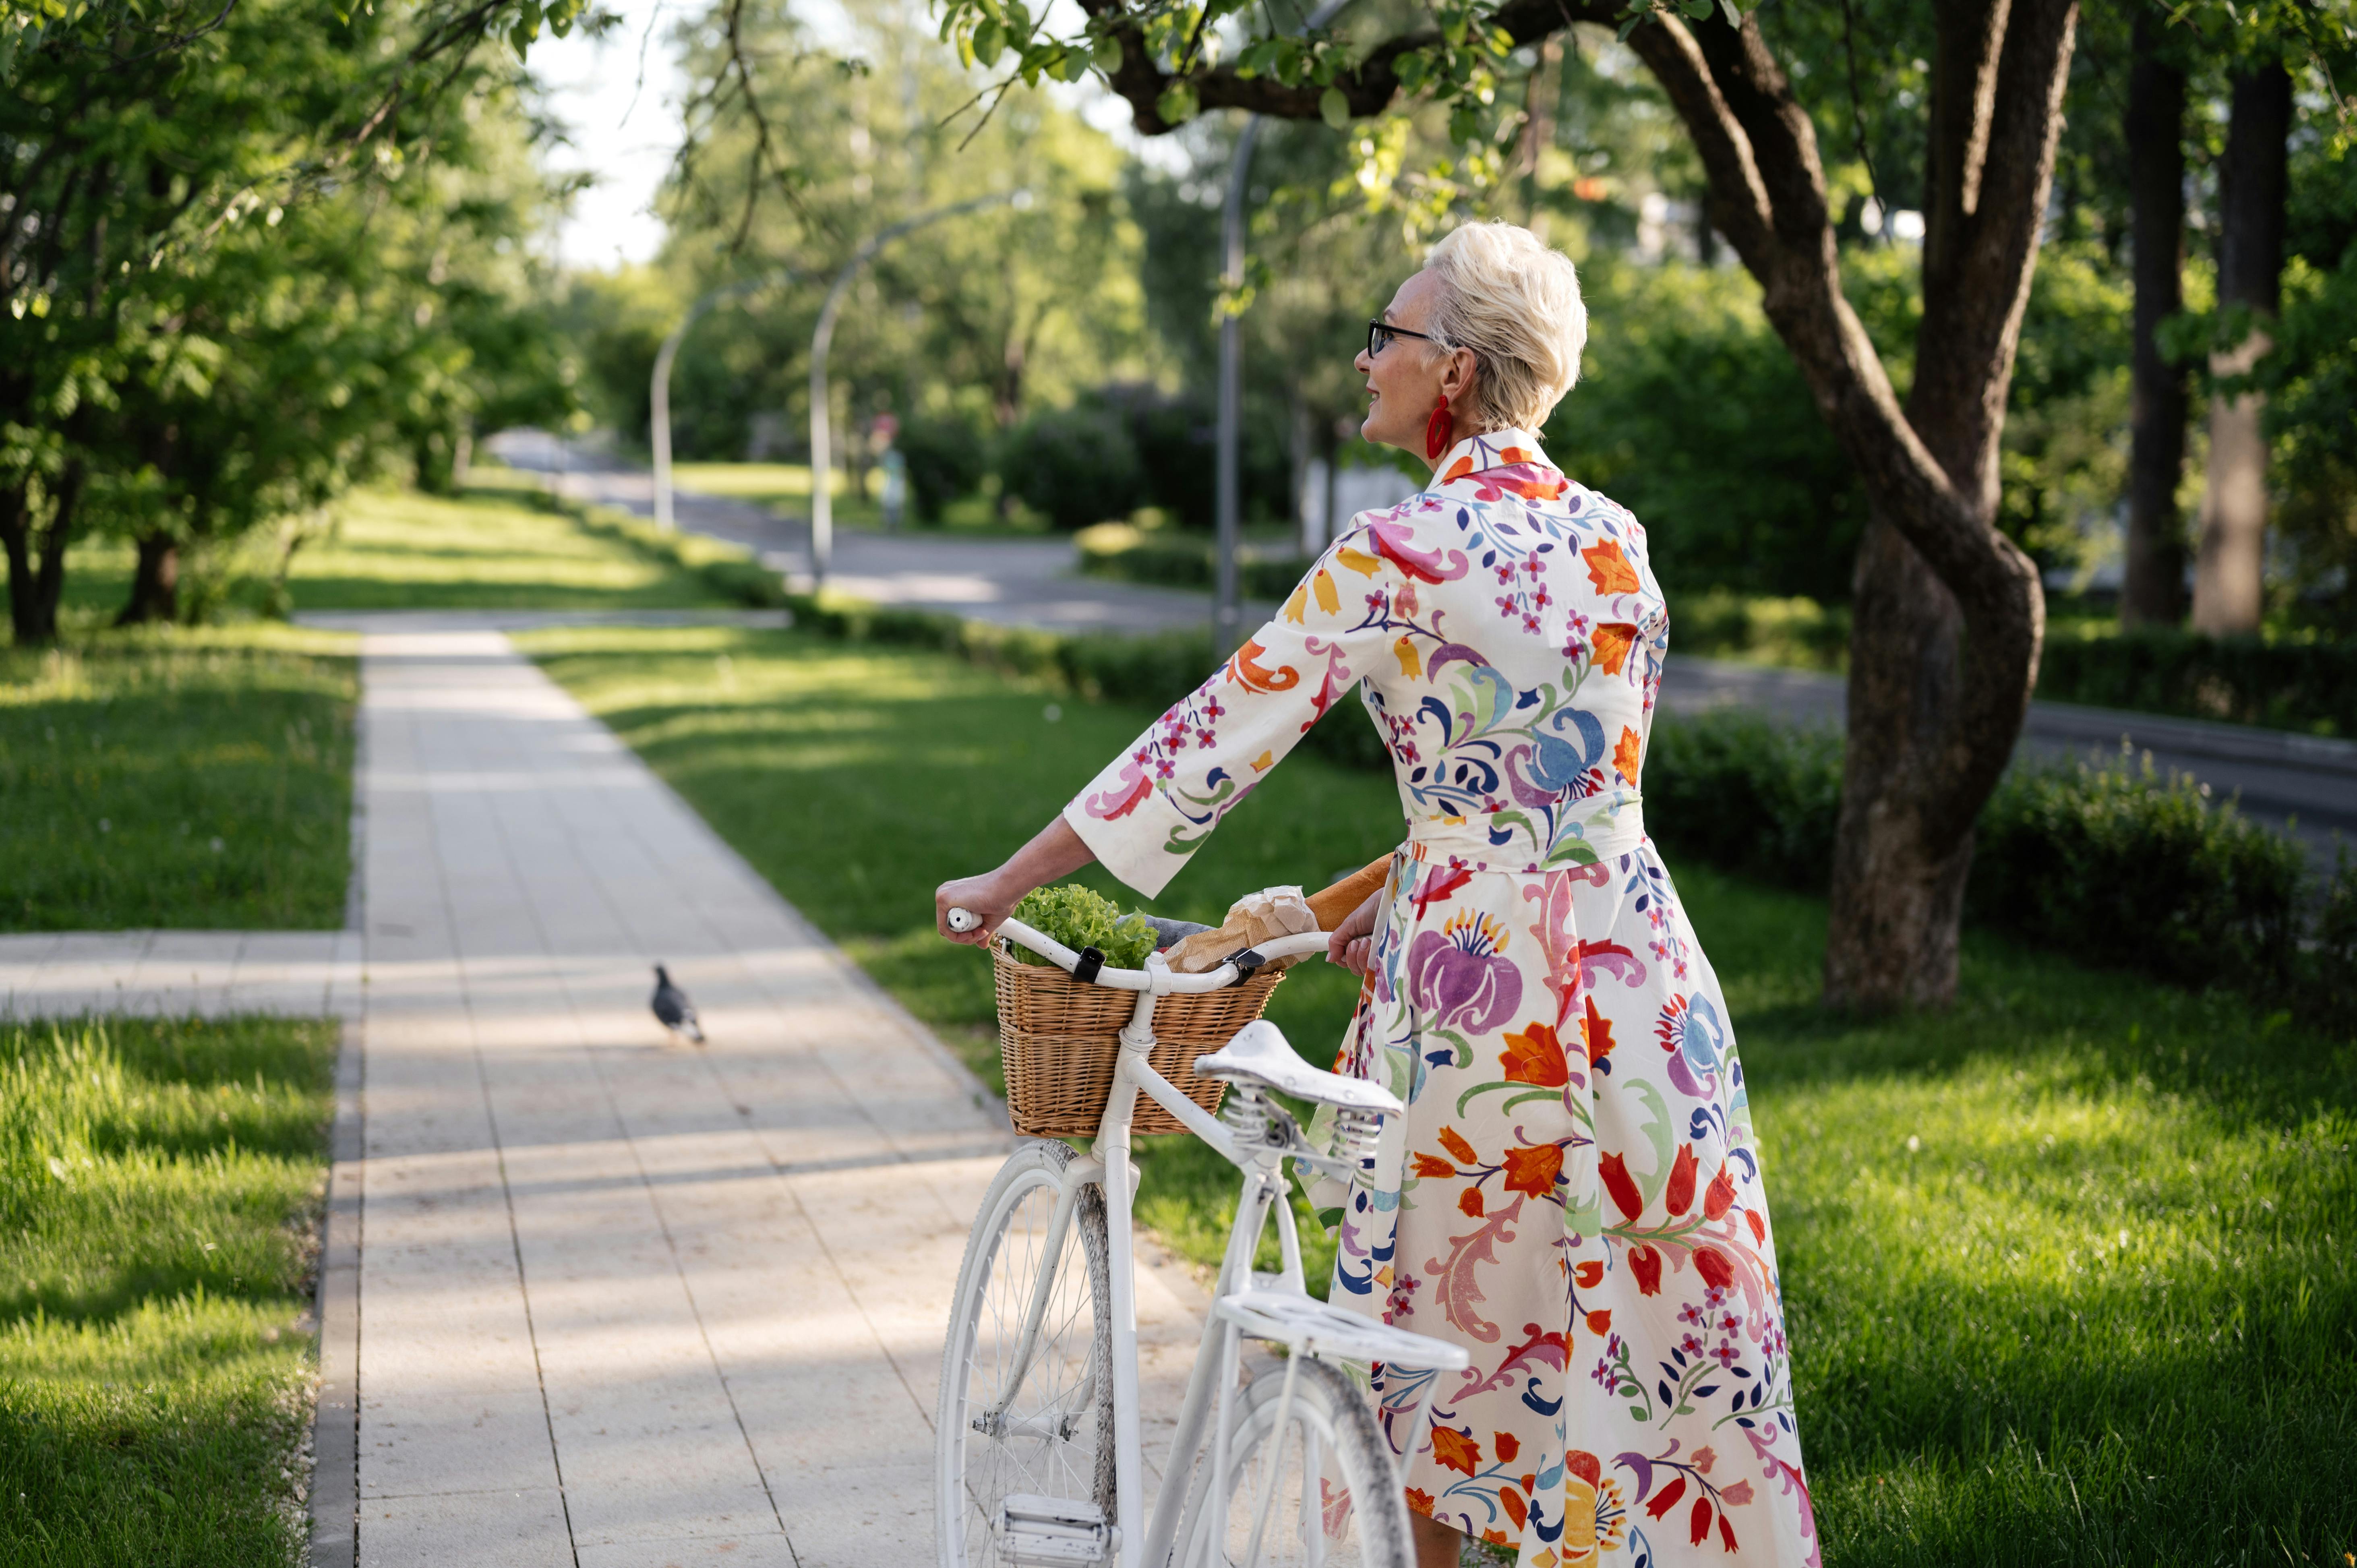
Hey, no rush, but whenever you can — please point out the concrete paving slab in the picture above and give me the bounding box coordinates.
[0,929,355,1020]
[358,1489,575,1568]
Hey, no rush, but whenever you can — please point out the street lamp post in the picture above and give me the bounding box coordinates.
[650,268,800,532]
[808,188,1032,588]
[1215,0,1355,648]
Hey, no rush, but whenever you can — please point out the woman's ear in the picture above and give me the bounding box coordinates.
[1442,345,1480,412]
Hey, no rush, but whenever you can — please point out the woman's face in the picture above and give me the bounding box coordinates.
[1355,269,1476,463]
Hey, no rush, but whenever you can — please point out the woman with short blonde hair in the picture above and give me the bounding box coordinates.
[941,220,1815,1568]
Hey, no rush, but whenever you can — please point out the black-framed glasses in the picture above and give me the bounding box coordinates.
[1366,319,1440,358]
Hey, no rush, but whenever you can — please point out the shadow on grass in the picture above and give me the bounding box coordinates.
[0,1016,330,1568]
[0,636,354,932]
[0,1016,335,1328]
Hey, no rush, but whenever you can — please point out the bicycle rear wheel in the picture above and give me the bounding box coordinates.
[936,1139,1115,1568]
[1179,1356,1413,1568]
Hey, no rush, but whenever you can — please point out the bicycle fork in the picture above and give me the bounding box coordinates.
[976,1166,1097,1440]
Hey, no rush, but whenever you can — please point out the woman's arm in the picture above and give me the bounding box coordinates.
[934,815,1096,945]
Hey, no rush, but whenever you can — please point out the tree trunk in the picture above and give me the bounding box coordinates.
[116,532,181,626]
[1623,1,2068,1011]
[0,485,36,643]
[1815,0,2071,1011]
[2190,60,2291,636]
[0,460,85,645]
[1824,521,1976,1005]
[2121,13,2189,628]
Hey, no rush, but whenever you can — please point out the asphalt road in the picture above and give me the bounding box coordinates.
[489,433,2353,871]
[488,431,1271,634]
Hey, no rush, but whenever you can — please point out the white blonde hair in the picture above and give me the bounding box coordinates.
[1422,220,1588,430]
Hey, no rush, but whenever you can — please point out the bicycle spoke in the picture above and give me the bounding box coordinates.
[945,1156,1107,1568]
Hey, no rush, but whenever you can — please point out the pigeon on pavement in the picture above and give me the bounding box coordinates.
[650,964,704,1044]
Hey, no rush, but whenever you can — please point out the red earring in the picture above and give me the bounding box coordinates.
[1425,400,1455,462]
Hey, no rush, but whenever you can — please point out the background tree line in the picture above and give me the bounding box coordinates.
[609,0,2350,1008]
[7,0,2353,1012]
[0,0,585,640]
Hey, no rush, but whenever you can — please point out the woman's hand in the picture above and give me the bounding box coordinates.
[935,870,1020,946]
[935,816,1098,946]
[1324,888,1383,977]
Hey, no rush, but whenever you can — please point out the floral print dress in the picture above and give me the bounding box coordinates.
[1061,430,1816,1568]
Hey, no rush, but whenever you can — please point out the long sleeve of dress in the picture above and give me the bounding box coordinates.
[1062,517,1413,897]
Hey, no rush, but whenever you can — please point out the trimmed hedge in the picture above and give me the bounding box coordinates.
[2037,626,2356,737]
[535,489,794,609]
[1074,523,1311,602]
[1640,710,2347,1030]
[1972,754,2309,989]
[775,588,2354,1033]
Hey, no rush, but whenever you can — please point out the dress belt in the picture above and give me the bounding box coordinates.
[1402,796,1648,868]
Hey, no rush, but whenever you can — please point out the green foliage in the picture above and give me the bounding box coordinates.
[1006,884,1155,967]
[2038,624,2357,737]
[1641,714,1844,884]
[0,1014,336,1568]
[0,629,355,931]
[2262,136,2357,629]
[898,416,994,522]
[775,581,2352,1031]
[1641,710,2351,1030]
[1664,589,1851,670]
[997,407,1142,530]
[1997,242,2133,572]
[1545,259,1867,603]
[645,0,1148,459]
[1,0,578,639]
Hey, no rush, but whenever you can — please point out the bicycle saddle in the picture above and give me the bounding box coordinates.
[1192,1021,1403,1116]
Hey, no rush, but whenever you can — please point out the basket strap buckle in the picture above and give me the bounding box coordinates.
[1071,945,1106,985]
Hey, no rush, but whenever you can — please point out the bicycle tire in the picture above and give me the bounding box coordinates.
[1177,1356,1414,1568]
[936,1139,1115,1568]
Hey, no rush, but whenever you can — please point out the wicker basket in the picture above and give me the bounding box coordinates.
[991,946,1287,1138]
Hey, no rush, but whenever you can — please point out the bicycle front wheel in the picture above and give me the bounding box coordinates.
[1180,1357,1414,1568]
[936,1138,1114,1568]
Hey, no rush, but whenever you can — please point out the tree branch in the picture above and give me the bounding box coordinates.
[1911,0,2077,498]
[1078,0,1622,134]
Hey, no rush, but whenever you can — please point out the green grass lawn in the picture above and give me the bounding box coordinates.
[0,1014,337,1568]
[528,622,2357,1566]
[0,628,356,931]
[56,475,732,621]
[286,476,734,611]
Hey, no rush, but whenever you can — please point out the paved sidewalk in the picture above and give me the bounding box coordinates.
[339,625,1211,1566]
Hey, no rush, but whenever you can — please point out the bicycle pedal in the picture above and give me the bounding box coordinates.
[995,1494,1117,1566]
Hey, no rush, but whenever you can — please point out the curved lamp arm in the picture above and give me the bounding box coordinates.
[650,266,801,532]
[1215,0,1357,643]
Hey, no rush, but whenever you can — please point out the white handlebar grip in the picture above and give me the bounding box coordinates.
[946,907,981,933]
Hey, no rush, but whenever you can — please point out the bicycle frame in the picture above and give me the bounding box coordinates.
[956,917,1459,1568]
[972,929,1323,1568]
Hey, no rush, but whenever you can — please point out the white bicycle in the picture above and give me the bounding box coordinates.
[937,907,1469,1568]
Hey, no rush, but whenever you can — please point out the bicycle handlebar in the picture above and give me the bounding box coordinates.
[945,908,1329,993]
